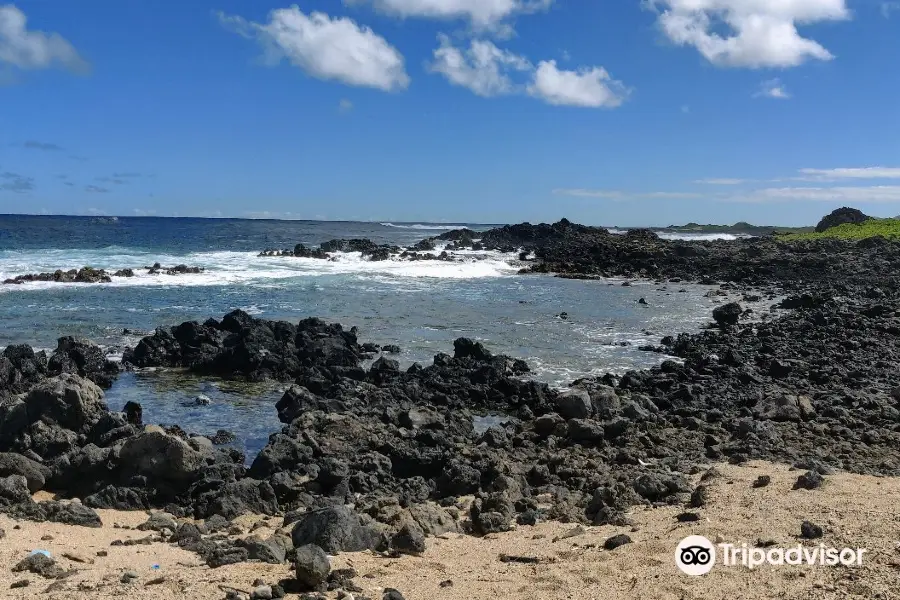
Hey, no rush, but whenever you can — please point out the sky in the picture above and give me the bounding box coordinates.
[0,0,898,226]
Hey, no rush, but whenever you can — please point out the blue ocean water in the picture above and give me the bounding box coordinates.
[0,215,740,457]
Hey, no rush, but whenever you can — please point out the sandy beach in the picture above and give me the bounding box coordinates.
[2,461,898,600]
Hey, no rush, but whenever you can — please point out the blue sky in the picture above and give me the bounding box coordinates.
[0,0,898,226]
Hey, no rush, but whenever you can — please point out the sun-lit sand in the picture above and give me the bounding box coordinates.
[2,461,899,599]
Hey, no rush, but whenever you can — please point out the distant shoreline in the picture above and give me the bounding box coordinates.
[0,213,811,233]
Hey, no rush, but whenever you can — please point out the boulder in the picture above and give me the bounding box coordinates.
[48,337,120,389]
[453,338,493,361]
[0,452,49,492]
[712,303,742,327]
[118,431,206,485]
[291,506,379,554]
[6,500,103,527]
[0,475,32,506]
[555,389,593,420]
[294,544,331,590]
[753,394,815,422]
[22,374,107,434]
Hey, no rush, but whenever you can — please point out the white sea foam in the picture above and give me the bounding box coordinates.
[0,247,520,292]
[380,223,470,230]
[607,229,748,241]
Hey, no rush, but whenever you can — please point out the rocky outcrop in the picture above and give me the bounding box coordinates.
[123,310,361,381]
[3,267,111,285]
[2,264,204,284]
[815,207,870,233]
[260,238,401,261]
[434,216,900,289]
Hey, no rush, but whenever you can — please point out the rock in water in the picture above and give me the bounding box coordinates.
[294,544,330,590]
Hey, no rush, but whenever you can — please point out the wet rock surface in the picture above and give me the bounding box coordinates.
[2,264,205,285]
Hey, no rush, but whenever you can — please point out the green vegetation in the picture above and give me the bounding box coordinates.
[779,218,900,241]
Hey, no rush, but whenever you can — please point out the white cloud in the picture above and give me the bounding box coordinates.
[218,6,409,92]
[681,104,690,113]
[338,98,354,112]
[0,5,87,72]
[428,35,531,97]
[883,2,900,18]
[429,38,628,108]
[345,0,551,31]
[696,178,747,185]
[741,186,900,203]
[649,0,850,68]
[553,188,703,200]
[528,60,629,108]
[755,78,791,99]
[797,167,900,181]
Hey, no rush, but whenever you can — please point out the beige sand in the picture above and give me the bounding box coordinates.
[2,461,900,599]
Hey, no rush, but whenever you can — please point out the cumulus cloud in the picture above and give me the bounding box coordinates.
[85,184,109,193]
[797,167,900,181]
[0,5,88,73]
[755,78,791,99]
[345,0,552,31]
[218,6,409,92]
[741,186,900,203]
[429,37,628,108]
[528,60,629,108]
[429,35,531,97]
[338,98,354,112]
[649,0,849,68]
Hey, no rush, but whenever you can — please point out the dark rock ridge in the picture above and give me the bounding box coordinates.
[815,207,870,233]
[0,338,120,400]
[3,263,204,284]
[3,267,112,285]
[435,217,900,288]
[259,239,402,262]
[123,310,362,381]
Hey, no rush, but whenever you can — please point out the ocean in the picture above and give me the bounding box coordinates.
[0,215,737,457]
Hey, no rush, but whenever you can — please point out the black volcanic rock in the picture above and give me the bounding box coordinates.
[815,207,870,233]
[123,310,361,381]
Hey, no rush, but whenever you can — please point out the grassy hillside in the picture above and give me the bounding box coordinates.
[779,218,900,241]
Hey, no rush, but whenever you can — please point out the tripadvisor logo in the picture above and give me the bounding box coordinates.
[676,536,716,576]
[675,535,866,576]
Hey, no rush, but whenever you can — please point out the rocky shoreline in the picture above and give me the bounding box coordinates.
[2,213,900,597]
[2,263,205,285]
